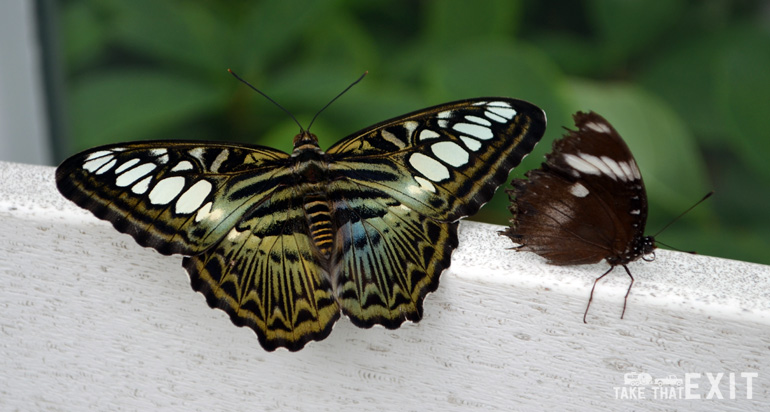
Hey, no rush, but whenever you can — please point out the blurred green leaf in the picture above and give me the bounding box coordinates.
[61,1,108,71]
[233,0,337,74]
[104,0,230,75]
[636,32,727,142]
[716,25,770,181]
[425,0,521,45]
[588,0,687,65]
[69,70,225,152]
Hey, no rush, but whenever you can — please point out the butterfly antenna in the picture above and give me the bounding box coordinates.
[651,191,714,238]
[654,240,695,254]
[306,71,368,132]
[228,69,304,131]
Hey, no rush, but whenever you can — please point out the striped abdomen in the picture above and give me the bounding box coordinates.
[304,194,334,258]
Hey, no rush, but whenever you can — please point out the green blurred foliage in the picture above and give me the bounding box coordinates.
[57,0,770,265]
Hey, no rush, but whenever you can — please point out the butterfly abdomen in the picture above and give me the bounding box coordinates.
[304,194,335,258]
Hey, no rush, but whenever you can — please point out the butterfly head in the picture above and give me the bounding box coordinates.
[292,130,321,150]
[641,235,656,262]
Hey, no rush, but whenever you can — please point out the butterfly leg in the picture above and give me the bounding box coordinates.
[620,265,635,320]
[583,265,616,323]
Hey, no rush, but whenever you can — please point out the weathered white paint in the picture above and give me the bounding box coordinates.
[1,160,768,411]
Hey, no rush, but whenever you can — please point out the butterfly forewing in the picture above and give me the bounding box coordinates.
[328,99,545,220]
[56,141,292,255]
[57,97,546,351]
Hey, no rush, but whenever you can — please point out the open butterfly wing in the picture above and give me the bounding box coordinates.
[56,98,546,351]
[327,98,546,220]
[57,141,343,351]
[56,141,291,255]
[183,185,340,352]
[326,98,546,327]
[327,180,458,328]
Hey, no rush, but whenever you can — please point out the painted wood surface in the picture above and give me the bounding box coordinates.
[1,161,768,411]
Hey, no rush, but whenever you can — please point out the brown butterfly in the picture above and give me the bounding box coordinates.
[500,111,654,323]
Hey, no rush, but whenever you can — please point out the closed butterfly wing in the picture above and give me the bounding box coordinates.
[326,98,546,327]
[503,112,649,266]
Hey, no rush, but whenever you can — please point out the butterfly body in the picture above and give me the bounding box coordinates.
[501,111,654,322]
[57,97,545,351]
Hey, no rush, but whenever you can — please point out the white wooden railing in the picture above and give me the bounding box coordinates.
[1,160,768,411]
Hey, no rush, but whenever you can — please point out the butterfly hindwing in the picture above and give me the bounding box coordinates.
[183,185,340,352]
[328,179,458,328]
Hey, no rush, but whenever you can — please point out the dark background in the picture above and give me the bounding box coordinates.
[54,0,770,265]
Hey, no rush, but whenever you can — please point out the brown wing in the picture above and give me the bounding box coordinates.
[501,111,649,266]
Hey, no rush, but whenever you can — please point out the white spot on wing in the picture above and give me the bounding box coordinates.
[563,153,601,176]
[578,153,615,179]
[630,209,641,215]
[486,102,516,120]
[171,160,194,172]
[226,227,242,242]
[419,129,441,141]
[132,175,152,194]
[210,150,229,172]
[194,201,223,223]
[85,150,112,161]
[465,115,491,126]
[453,123,493,140]
[114,158,140,174]
[175,180,213,214]
[487,107,516,120]
[94,158,117,175]
[629,159,642,180]
[382,129,406,148]
[484,110,507,123]
[149,176,186,205]
[460,136,482,151]
[601,156,626,181]
[618,161,635,181]
[150,148,169,164]
[83,155,114,173]
[116,163,156,187]
[437,110,453,119]
[413,176,436,193]
[584,122,611,134]
[403,121,418,137]
[408,153,450,182]
[189,148,205,161]
[569,182,589,198]
[431,141,470,167]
